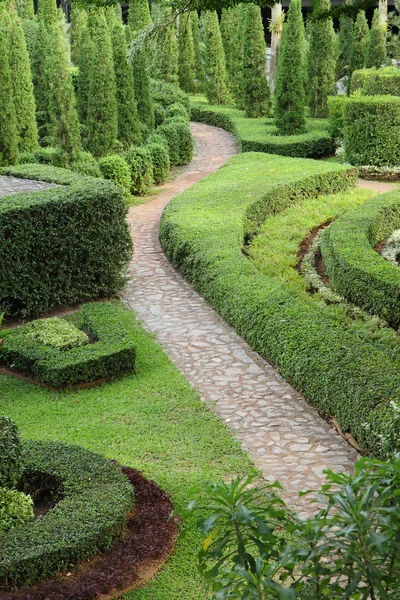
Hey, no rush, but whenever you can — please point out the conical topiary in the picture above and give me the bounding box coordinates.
[242,4,270,118]
[349,10,368,80]
[0,7,19,165]
[75,23,93,125]
[20,0,34,20]
[69,5,87,66]
[220,7,238,92]
[178,13,196,93]
[365,8,387,68]
[154,5,179,86]
[31,19,51,136]
[36,0,57,25]
[191,10,205,91]
[337,11,353,80]
[231,3,247,109]
[204,10,230,104]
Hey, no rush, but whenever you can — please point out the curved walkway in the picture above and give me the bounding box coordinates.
[124,123,359,518]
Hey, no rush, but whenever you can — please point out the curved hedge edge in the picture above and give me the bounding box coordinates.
[159,154,400,459]
[321,190,400,326]
[190,105,335,159]
[0,163,95,186]
[0,440,134,589]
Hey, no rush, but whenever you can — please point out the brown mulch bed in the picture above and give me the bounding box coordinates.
[0,468,178,600]
[295,220,333,266]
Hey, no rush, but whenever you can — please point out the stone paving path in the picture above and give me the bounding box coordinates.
[124,123,359,517]
[0,175,54,197]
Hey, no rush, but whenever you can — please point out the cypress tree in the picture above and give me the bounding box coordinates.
[274,0,306,135]
[337,12,353,80]
[220,7,238,90]
[349,10,368,79]
[365,8,387,68]
[128,0,151,30]
[20,0,34,20]
[111,18,142,147]
[178,13,196,93]
[0,7,19,164]
[231,4,247,109]
[204,10,230,104]
[8,8,38,152]
[47,19,81,156]
[31,19,51,138]
[155,6,179,86]
[76,23,93,125]
[86,9,118,157]
[69,6,87,66]
[242,4,270,117]
[307,0,336,117]
[37,0,57,25]
[191,10,205,91]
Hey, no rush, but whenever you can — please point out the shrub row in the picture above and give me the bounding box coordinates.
[0,165,132,317]
[0,440,134,589]
[159,152,400,458]
[0,302,136,387]
[190,99,334,159]
[351,67,400,96]
[321,190,400,327]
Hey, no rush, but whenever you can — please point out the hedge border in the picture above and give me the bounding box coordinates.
[0,302,136,387]
[159,152,400,458]
[351,67,400,96]
[321,190,400,327]
[0,440,134,589]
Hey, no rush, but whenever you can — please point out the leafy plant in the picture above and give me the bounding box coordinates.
[0,415,23,489]
[0,487,34,533]
[25,317,89,350]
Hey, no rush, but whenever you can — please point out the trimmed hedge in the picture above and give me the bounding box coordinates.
[0,165,132,317]
[321,190,400,327]
[190,97,334,158]
[160,152,400,458]
[125,145,154,195]
[98,154,131,190]
[343,95,400,167]
[0,440,134,588]
[150,79,190,114]
[351,67,400,96]
[0,302,136,387]
[157,120,194,166]
[327,95,349,140]
[146,142,170,184]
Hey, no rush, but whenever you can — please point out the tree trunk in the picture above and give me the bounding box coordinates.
[269,2,283,94]
[379,0,387,25]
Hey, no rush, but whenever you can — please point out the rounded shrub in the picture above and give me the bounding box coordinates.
[0,488,34,533]
[154,102,167,127]
[150,78,190,113]
[147,132,169,149]
[99,154,131,190]
[124,145,154,195]
[165,102,189,121]
[157,121,193,166]
[70,151,101,178]
[0,416,23,489]
[146,142,170,184]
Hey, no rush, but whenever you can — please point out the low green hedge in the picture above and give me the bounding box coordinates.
[151,79,191,114]
[327,95,349,140]
[0,165,132,317]
[160,152,400,458]
[190,97,334,159]
[0,440,134,589]
[0,302,136,387]
[321,191,400,327]
[344,95,400,167]
[157,120,194,166]
[351,67,400,96]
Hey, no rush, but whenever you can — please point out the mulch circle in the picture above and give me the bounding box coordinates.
[0,468,179,600]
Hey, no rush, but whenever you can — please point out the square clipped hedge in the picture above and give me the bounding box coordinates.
[344,95,400,167]
[0,302,136,387]
[351,67,400,96]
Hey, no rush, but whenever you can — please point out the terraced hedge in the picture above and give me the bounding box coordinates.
[160,152,400,458]
[190,97,334,158]
[321,190,400,327]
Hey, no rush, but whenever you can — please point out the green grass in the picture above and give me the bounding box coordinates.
[0,302,252,599]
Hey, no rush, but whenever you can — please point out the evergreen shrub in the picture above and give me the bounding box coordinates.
[327,95,350,139]
[157,121,194,165]
[351,67,400,96]
[99,154,131,190]
[242,4,270,118]
[154,102,167,126]
[125,146,154,195]
[0,416,23,489]
[151,79,190,113]
[146,142,170,184]
[165,102,189,121]
[0,488,34,533]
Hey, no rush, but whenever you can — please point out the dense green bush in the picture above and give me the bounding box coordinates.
[18,146,59,165]
[146,142,170,184]
[351,67,400,96]
[0,302,136,387]
[344,95,400,166]
[165,102,189,122]
[150,79,190,113]
[154,102,167,127]
[0,164,132,316]
[327,95,349,139]
[0,440,134,588]
[203,10,230,105]
[20,18,39,58]
[349,10,369,78]
[0,416,23,489]
[0,488,34,533]
[125,145,154,195]
[157,120,194,165]
[25,317,89,350]
[321,190,400,326]
[365,8,387,69]
[242,4,270,118]
[98,154,131,190]
[70,157,102,178]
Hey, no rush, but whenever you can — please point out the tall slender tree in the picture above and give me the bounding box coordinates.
[274,0,306,135]
[0,7,19,164]
[204,10,230,104]
[365,8,387,68]
[307,0,336,117]
[69,6,87,66]
[231,4,248,108]
[86,8,118,156]
[178,13,196,93]
[191,10,205,91]
[20,0,34,20]
[36,0,57,25]
[337,12,353,80]
[242,4,270,117]
[349,10,368,80]
[154,6,179,85]
[75,23,93,125]
[220,7,238,91]
[31,19,51,137]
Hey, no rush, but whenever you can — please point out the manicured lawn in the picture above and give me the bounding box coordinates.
[0,302,252,599]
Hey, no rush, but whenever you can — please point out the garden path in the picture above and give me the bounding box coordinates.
[124,123,359,518]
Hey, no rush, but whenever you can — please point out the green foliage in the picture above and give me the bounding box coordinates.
[190,10,205,91]
[0,8,19,166]
[351,67,400,96]
[19,145,60,165]
[151,78,190,113]
[99,154,131,190]
[70,151,102,178]
[0,416,23,489]
[69,6,87,66]
[154,6,179,86]
[36,0,57,25]
[0,439,134,588]
[349,10,368,78]
[220,6,238,92]
[20,0,35,20]
[31,20,51,141]
[165,102,189,121]
[321,190,400,327]
[75,23,93,125]
[157,120,194,165]
[307,0,336,117]
[0,164,132,317]
[0,488,34,533]
[242,4,270,118]
[25,317,89,350]
[111,19,142,148]
[274,0,306,135]
[388,0,400,61]
[191,98,334,158]
[337,12,353,80]
[231,4,247,109]
[20,18,38,60]
[178,13,196,93]
[344,95,400,166]
[327,94,349,139]
[365,8,387,69]
[154,102,167,126]
[1,303,136,386]
[203,10,230,105]
[187,457,400,599]
[146,142,170,184]
[128,0,151,30]
[125,145,154,195]
[86,9,118,157]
